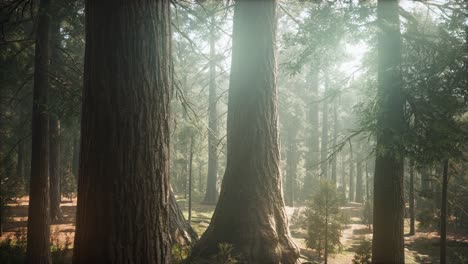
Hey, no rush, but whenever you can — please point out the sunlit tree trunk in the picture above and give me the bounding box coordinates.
[321,72,329,179]
[303,71,319,198]
[204,13,219,205]
[285,124,298,207]
[355,148,363,203]
[348,144,355,202]
[192,1,300,262]
[73,1,172,262]
[372,0,405,262]
[331,98,338,185]
[26,0,51,262]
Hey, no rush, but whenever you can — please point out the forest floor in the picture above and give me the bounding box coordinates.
[1,196,468,263]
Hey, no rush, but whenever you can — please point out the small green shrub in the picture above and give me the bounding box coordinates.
[352,239,372,264]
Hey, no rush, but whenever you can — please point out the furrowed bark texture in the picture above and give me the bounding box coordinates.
[26,0,51,262]
[192,1,300,263]
[372,1,405,263]
[73,1,172,263]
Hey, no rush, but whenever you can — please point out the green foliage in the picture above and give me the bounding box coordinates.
[214,243,238,264]
[304,180,347,259]
[61,167,77,200]
[0,230,73,264]
[0,231,26,264]
[352,239,372,264]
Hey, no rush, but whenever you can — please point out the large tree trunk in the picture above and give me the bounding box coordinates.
[372,1,405,263]
[49,117,63,222]
[26,0,51,262]
[204,13,219,205]
[73,1,172,263]
[303,71,319,199]
[440,160,449,264]
[169,189,198,246]
[320,72,329,179]
[192,1,300,263]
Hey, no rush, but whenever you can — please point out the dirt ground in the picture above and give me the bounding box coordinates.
[2,197,467,263]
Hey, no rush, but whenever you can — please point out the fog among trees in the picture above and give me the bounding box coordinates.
[0,0,467,263]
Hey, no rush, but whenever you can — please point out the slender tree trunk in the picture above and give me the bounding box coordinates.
[303,71,319,198]
[49,117,63,222]
[355,152,363,203]
[341,151,346,192]
[16,141,25,183]
[349,144,355,202]
[72,133,79,180]
[321,72,329,179]
[204,13,219,205]
[26,0,51,262]
[192,1,300,262]
[324,197,328,264]
[285,125,298,207]
[169,189,198,246]
[0,114,3,237]
[440,160,449,264]
[372,1,405,263]
[331,98,338,185]
[188,135,193,222]
[409,159,415,236]
[365,161,370,201]
[73,1,172,262]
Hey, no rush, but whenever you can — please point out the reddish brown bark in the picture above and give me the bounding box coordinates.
[192,1,299,263]
[73,0,172,262]
[26,0,52,262]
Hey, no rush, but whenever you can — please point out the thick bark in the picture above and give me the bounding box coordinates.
[372,1,405,263]
[440,160,449,264]
[320,72,329,179]
[49,117,63,222]
[73,1,172,263]
[409,160,415,236]
[26,0,52,262]
[355,150,363,203]
[204,13,219,205]
[303,71,319,198]
[192,1,300,263]
[169,190,198,246]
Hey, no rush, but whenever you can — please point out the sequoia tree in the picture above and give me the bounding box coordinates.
[73,0,172,262]
[372,0,405,262]
[192,0,300,263]
[26,0,52,262]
